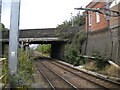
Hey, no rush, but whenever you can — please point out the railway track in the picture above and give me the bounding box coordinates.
[35,57,120,89]
[35,60,78,89]
[49,60,120,89]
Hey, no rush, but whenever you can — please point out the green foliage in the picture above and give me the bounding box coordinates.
[72,31,86,52]
[0,23,9,31]
[91,51,109,70]
[65,44,79,64]
[36,44,51,54]
[2,45,34,87]
[57,13,85,28]
[73,14,85,27]
[57,20,72,28]
[8,49,35,87]
[64,31,86,66]
[18,49,34,84]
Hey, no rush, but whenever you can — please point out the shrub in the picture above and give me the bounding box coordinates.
[17,49,34,85]
[8,49,35,87]
[92,51,109,70]
[64,31,86,66]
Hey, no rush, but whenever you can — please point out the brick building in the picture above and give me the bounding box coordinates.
[110,0,120,28]
[83,0,120,62]
[85,0,110,31]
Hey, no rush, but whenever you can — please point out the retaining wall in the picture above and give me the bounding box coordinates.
[82,26,120,64]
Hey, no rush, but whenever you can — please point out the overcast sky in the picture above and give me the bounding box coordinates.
[1,0,92,29]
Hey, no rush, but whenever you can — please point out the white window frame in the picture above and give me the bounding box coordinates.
[89,14,92,26]
[96,12,100,23]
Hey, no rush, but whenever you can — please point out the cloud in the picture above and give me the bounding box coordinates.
[1,1,11,28]
[20,0,87,29]
[2,0,92,29]
[2,0,20,3]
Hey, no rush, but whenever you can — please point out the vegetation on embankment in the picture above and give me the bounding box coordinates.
[64,30,119,79]
[64,30,86,66]
[57,13,85,28]
[36,44,51,57]
[3,47,35,87]
[17,49,35,86]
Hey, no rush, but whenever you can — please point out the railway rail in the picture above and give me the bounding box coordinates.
[50,60,120,89]
[35,57,120,89]
[35,60,78,89]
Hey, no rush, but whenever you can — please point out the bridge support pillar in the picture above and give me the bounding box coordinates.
[51,42,65,60]
[0,41,4,57]
[0,41,2,57]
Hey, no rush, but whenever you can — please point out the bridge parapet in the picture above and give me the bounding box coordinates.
[2,26,84,40]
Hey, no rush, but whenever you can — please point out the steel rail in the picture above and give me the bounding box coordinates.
[40,61,79,90]
[50,61,112,89]
[54,60,120,86]
[35,62,55,90]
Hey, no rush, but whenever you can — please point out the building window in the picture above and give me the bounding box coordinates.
[96,12,100,23]
[89,14,92,26]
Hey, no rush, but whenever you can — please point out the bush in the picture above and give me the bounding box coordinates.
[92,51,109,70]
[64,31,86,66]
[8,49,35,87]
[18,49,34,85]
[65,44,79,64]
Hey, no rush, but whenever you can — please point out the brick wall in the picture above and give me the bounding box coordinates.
[110,3,120,28]
[82,26,119,63]
[86,1,109,31]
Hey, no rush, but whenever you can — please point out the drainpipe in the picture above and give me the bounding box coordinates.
[106,0,113,58]
[84,11,89,55]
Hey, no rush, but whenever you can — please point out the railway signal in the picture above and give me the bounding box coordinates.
[25,40,29,46]
[25,40,29,51]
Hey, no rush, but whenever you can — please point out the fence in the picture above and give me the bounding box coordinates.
[0,58,7,89]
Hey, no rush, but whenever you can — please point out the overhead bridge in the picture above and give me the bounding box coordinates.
[2,26,84,60]
[2,26,82,40]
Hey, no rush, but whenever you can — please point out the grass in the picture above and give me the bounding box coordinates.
[83,60,120,81]
[97,65,119,77]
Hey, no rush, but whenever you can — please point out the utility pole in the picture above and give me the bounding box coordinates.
[0,0,2,58]
[9,0,21,76]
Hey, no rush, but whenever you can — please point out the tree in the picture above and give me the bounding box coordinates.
[74,14,85,26]
[57,13,85,28]
[36,44,51,54]
[0,23,9,30]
